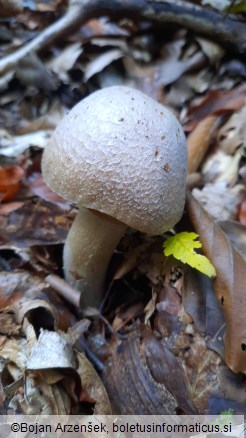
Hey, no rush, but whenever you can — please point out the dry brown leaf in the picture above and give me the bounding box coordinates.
[175,331,221,413]
[0,199,71,248]
[187,192,246,374]
[77,351,112,414]
[0,271,47,308]
[112,302,144,331]
[28,173,71,210]
[103,327,196,414]
[183,267,225,355]
[239,199,246,225]
[186,83,246,128]
[218,220,246,259]
[0,202,24,216]
[187,116,218,173]
[0,165,25,202]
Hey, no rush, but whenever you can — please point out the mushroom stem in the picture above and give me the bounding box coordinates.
[63,207,127,307]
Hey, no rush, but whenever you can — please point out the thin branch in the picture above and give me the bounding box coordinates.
[1,0,246,76]
[45,273,80,307]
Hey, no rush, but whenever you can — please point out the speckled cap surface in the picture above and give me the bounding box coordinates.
[42,86,187,235]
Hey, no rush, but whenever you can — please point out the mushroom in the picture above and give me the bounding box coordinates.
[41,86,187,307]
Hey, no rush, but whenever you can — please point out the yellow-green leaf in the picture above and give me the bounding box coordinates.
[163,232,216,278]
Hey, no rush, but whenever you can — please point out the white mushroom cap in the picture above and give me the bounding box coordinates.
[42,86,187,235]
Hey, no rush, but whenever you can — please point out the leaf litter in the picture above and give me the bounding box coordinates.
[0,0,246,416]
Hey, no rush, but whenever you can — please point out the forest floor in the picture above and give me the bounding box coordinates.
[0,0,246,417]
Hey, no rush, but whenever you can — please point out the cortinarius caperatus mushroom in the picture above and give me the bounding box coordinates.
[42,86,187,307]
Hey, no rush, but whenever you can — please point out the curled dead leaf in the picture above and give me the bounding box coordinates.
[186,191,246,374]
[0,303,111,414]
[77,352,112,414]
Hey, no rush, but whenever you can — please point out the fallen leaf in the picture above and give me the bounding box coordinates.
[187,116,218,173]
[216,104,246,154]
[186,84,246,128]
[48,43,83,79]
[76,351,112,414]
[16,52,58,91]
[0,165,25,202]
[186,192,246,374]
[196,37,224,64]
[27,173,71,210]
[183,267,225,357]
[26,330,77,370]
[201,148,241,186]
[192,182,246,221]
[175,331,221,413]
[0,199,72,248]
[218,220,246,258]
[0,129,50,157]
[0,270,47,308]
[103,327,196,414]
[238,199,246,225]
[156,39,206,87]
[84,49,124,81]
[0,202,24,216]
[112,302,144,331]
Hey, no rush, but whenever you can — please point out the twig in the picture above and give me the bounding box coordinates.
[0,0,87,75]
[1,0,246,76]
[45,273,80,307]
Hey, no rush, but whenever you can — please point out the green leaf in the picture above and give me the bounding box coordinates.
[163,232,216,278]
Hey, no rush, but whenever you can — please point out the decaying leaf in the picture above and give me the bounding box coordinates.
[186,192,246,374]
[216,104,246,154]
[0,271,47,308]
[77,351,112,414]
[0,129,50,157]
[103,327,196,414]
[218,220,246,258]
[201,148,242,186]
[27,173,71,210]
[84,49,124,81]
[192,182,246,221]
[186,84,246,128]
[0,298,111,414]
[0,199,72,248]
[183,267,225,345]
[175,331,222,413]
[47,42,83,81]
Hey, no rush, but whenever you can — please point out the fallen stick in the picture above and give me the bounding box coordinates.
[1,0,246,75]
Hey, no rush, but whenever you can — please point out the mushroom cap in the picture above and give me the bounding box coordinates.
[42,86,187,235]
